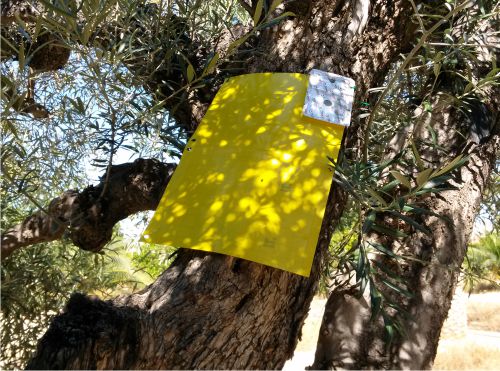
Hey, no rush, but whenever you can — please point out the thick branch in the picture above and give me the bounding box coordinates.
[2,159,176,260]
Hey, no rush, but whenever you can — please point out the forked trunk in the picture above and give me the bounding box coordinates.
[24,1,424,368]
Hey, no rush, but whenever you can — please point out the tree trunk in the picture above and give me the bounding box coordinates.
[18,0,422,369]
[312,87,500,370]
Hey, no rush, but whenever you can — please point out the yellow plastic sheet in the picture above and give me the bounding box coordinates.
[141,73,344,276]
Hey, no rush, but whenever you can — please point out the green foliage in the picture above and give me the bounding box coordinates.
[1,0,252,183]
[0,239,151,369]
[319,202,358,295]
[131,242,177,279]
[328,147,463,339]
[464,232,500,291]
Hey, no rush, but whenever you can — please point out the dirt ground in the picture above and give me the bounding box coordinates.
[283,291,500,370]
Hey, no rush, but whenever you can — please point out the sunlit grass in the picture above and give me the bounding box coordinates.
[434,339,500,370]
[467,293,500,332]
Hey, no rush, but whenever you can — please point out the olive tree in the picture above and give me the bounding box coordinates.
[1,0,498,369]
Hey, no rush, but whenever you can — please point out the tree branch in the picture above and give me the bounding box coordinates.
[1,159,176,260]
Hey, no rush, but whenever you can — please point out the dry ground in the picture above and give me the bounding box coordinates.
[284,292,500,370]
[467,291,500,332]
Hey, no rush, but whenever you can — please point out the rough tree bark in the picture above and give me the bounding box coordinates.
[2,0,459,369]
[2,160,175,259]
[312,10,500,368]
[312,115,499,370]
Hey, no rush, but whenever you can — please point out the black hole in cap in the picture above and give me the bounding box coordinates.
[187,147,192,151]
[191,138,197,142]
[324,99,332,106]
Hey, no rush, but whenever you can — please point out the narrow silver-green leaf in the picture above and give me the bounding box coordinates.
[410,138,425,170]
[366,187,388,207]
[226,33,251,55]
[390,170,411,188]
[388,211,431,235]
[203,52,220,76]
[257,11,295,30]
[253,0,264,25]
[433,62,441,77]
[432,155,467,177]
[380,278,414,298]
[187,63,195,83]
[372,223,408,238]
[369,242,399,259]
[369,282,383,320]
[416,168,433,187]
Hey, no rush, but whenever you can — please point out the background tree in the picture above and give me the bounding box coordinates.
[1,0,498,369]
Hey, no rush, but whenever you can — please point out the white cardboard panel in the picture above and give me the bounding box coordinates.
[303,69,355,127]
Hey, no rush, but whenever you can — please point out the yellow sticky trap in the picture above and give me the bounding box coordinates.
[141,73,344,276]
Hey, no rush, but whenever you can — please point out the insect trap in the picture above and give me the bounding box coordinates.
[141,70,355,276]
